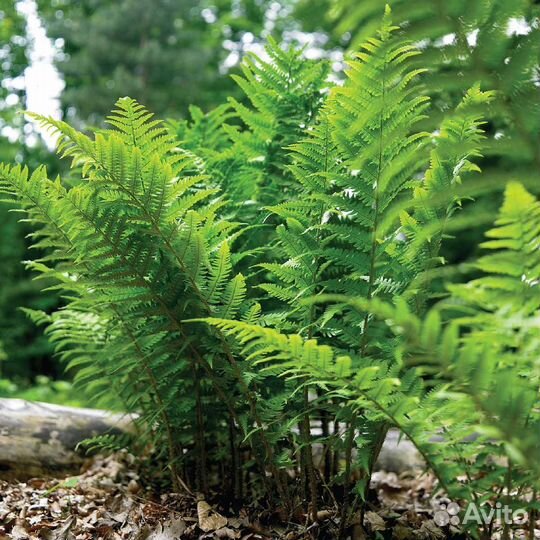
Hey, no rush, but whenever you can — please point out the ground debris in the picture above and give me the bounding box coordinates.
[0,458,442,540]
[2,455,534,539]
[0,453,273,540]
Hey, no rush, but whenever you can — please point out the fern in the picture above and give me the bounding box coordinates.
[2,102,261,493]
[225,37,329,207]
[392,84,496,308]
[450,181,540,316]
[262,8,432,352]
[1,8,539,537]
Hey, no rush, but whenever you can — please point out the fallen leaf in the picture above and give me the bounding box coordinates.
[393,524,413,540]
[371,471,402,490]
[147,517,187,540]
[11,523,30,540]
[215,526,241,539]
[315,509,333,521]
[46,516,76,540]
[197,501,228,533]
[415,520,445,540]
[364,511,385,532]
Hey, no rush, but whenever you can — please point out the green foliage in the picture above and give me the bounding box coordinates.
[1,8,539,538]
[0,375,88,408]
[330,0,540,274]
[450,181,540,315]
[263,12,432,345]
[225,37,329,207]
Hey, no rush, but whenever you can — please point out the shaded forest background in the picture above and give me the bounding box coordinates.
[0,0,538,405]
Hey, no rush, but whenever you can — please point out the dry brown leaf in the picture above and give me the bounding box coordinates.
[415,520,445,540]
[11,523,30,540]
[315,509,333,521]
[227,517,248,529]
[49,502,62,517]
[147,517,187,540]
[376,487,410,509]
[364,511,386,532]
[371,471,402,490]
[197,501,227,533]
[393,524,414,540]
[52,516,76,540]
[215,526,241,539]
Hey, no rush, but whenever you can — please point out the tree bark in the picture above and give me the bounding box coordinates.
[0,398,133,480]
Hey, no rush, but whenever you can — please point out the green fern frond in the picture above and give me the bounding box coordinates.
[451,182,540,315]
[391,85,495,305]
[225,37,329,209]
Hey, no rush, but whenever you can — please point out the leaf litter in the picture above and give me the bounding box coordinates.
[2,453,537,539]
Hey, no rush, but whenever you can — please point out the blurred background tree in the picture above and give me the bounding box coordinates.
[36,0,231,124]
[35,0,307,124]
[0,0,58,384]
[0,0,27,162]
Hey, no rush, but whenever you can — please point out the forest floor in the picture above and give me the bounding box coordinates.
[0,450,468,540]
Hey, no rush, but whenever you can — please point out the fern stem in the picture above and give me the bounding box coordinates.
[332,415,340,480]
[194,366,208,493]
[229,418,241,501]
[502,460,513,540]
[320,403,331,483]
[183,338,275,497]
[529,490,537,540]
[338,413,357,539]
[358,424,388,526]
[299,385,318,522]
[113,309,189,493]
[340,45,388,538]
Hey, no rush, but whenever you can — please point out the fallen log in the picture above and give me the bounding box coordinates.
[0,398,423,481]
[0,398,133,480]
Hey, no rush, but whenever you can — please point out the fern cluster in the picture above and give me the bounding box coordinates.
[1,7,539,538]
